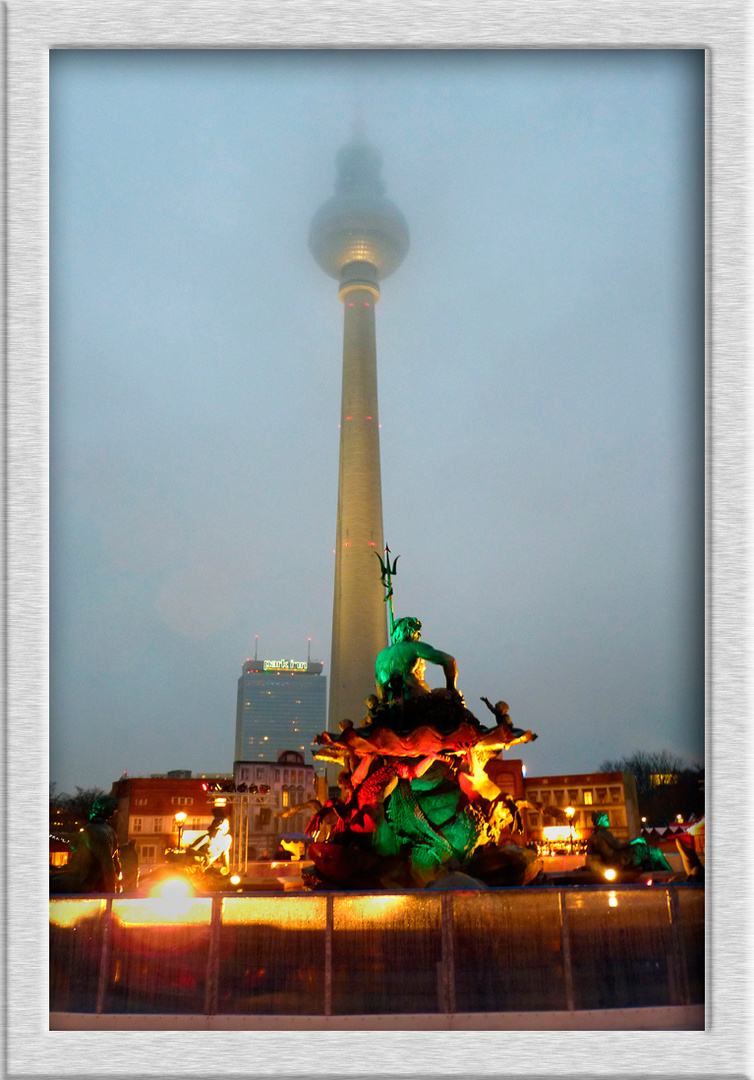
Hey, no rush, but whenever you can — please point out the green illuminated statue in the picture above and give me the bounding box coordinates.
[375,616,458,703]
[49,794,120,893]
[585,810,671,877]
[373,546,458,703]
[306,548,541,889]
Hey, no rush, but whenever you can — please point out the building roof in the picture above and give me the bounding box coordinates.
[240,659,324,675]
[525,771,628,785]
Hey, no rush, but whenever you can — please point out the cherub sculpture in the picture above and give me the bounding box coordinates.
[480,697,538,745]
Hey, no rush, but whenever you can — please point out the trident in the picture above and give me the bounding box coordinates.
[375,544,399,640]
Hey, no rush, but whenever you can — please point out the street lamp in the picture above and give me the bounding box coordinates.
[564,806,575,853]
[175,811,187,848]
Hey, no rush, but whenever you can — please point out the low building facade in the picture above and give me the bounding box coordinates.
[110,772,232,867]
[523,770,641,847]
[232,749,319,859]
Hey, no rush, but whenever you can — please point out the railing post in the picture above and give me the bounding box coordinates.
[204,895,223,1015]
[439,892,456,1015]
[559,889,575,1011]
[95,897,113,1015]
[666,886,691,1006]
[324,894,333,1016]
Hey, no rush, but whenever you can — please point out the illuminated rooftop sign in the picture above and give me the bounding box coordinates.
[263,660,309,672]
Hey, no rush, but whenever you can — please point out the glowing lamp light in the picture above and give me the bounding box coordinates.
[230,875,241,885]
[645,878,653,887]
[604,868,617,881]
[174,810,187,847]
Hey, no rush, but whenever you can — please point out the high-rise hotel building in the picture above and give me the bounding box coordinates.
[234,658,327,766]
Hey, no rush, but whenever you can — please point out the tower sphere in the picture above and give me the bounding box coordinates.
[309,138,409,282]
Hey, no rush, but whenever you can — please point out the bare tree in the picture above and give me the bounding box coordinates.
[599,750,704,824]
[53,786,107,824]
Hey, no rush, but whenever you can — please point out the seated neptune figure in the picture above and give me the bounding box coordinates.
[375,616,458,703]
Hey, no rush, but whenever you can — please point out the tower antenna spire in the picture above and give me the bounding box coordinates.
[254,635,258,661]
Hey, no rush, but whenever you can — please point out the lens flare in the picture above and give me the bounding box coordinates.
[153,875,193,900]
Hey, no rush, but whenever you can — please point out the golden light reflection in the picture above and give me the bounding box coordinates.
[222,896,326,929]
[608,892,619,908]
[112,897,212,927]
[334,894,433,930]
[49,899,106,928]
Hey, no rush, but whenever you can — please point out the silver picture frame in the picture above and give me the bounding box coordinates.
[6,0,747,1076]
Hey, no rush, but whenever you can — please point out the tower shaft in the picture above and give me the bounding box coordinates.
[329,281,387,726]
[309,135,408,735]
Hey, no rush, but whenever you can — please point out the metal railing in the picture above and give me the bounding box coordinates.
[50,884,703,1017]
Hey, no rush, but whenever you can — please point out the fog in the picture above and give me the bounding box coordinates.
[49,49,704,793]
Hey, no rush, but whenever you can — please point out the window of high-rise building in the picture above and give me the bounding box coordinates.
[234,658,326,766]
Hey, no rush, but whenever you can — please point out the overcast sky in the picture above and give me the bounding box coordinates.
[49,48,704,795]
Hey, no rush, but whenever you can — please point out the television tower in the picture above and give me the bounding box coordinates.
[310,134,409,730]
